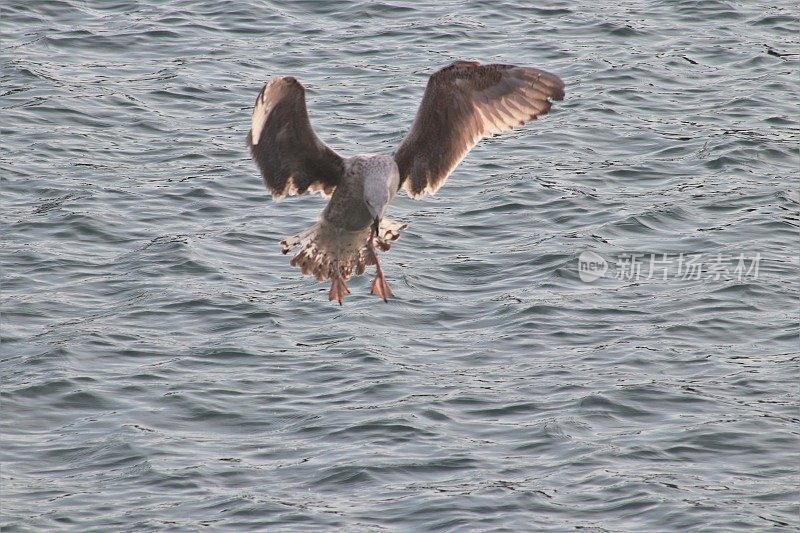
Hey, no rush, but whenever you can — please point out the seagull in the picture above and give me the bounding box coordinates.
[247,60,565,303]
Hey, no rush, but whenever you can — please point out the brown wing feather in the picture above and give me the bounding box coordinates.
[393,60,565,199]
[246,77,344,200]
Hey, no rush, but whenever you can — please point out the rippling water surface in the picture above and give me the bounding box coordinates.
[2,1,798,531]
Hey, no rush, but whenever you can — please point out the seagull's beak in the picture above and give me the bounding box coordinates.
[371,217,380,238]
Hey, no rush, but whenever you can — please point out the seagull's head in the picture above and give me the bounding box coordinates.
[363,156,400,237]
[366,191,387,237]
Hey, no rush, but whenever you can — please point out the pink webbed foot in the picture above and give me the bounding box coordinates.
[370,271,393,302]
[328,275,350,305]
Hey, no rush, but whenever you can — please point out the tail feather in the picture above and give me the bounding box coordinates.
[280,218,407,281]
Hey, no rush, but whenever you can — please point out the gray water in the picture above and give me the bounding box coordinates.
[2,1,798,531]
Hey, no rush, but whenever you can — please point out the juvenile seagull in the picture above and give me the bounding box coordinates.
[247,60,565,303]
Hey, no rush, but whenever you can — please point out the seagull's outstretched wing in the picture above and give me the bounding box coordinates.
[393,61,565,199]
[247,77,345,200]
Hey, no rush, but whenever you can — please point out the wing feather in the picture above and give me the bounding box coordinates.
[246,77,344,200]
[393,60,565,198]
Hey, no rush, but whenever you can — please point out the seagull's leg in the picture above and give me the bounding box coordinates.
[367,224,393,302]
[328,254,350,305]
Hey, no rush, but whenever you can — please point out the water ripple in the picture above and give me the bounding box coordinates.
[2,0,798,531]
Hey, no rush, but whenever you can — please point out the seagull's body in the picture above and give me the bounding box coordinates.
[279,154,405,301]
[247,60,565,303]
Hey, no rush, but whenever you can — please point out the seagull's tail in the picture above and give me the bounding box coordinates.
[280,218,407,281]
